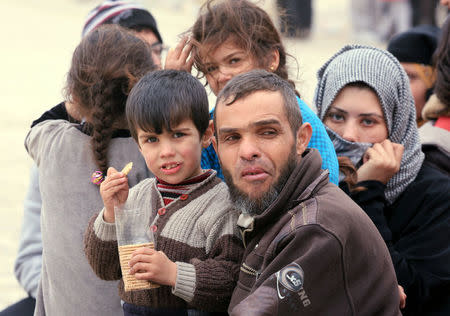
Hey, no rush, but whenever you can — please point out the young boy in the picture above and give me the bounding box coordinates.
[84,70,243,315]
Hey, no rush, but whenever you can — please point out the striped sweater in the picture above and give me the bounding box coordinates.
[84,171,243,312]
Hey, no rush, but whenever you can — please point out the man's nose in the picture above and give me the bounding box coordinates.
[238,136,261,161]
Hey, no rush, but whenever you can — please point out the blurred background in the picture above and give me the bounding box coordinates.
[0,0,447,309]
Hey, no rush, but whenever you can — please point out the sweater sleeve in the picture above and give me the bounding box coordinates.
[172,205,243,312]
[14,164,42,298]
[83,212,121,281]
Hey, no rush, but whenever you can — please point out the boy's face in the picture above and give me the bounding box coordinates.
[136,119,212,184]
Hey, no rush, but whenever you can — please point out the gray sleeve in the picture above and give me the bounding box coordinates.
[14,164,42,298]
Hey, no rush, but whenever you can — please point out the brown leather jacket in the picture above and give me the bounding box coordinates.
[228,149,401,316]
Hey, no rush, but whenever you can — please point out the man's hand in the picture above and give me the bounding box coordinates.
[357,140,404,184]
[164,36,194,72]
[100,167,129,223]
[128,247,177,287]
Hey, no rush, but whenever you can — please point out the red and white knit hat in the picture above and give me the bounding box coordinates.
[82,0,163,43]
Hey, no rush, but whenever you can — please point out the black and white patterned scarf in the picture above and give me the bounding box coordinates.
[314,45,424,204]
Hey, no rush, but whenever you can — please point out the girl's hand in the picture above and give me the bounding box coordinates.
[128,247,177,287]
[99,167,129,223]
[164,36,194,72]
[357,139,404,184]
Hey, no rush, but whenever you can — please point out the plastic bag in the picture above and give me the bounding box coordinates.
[115,205,159,291]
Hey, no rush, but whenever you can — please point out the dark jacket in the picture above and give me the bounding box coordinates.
[229,149,401,316]
[341,162,450,316]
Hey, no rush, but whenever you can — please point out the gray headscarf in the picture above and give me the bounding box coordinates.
[314,44,424,204]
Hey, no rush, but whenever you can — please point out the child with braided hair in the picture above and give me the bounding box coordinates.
[24,24,156,316]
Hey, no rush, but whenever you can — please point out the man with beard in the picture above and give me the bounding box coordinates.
[212,70,402,315]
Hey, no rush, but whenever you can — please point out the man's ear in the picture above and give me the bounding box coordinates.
[296,123,312,155]
[268,48,280,71]
[201,120,214,148]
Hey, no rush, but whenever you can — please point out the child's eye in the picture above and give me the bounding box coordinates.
[205,65,218,73]
[147,136,158,143]
[229,58,240,65]
[173,132,186,138]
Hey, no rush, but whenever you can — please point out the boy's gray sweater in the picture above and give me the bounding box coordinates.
[84,173,243,312]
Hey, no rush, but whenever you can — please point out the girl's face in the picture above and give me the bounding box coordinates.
[324,86,388,144]
[136,119,211,184]
[201,37,260,95]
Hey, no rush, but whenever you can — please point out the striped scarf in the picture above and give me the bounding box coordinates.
[156,170,213,205]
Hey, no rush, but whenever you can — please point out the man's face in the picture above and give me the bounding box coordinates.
[214,90,300,214]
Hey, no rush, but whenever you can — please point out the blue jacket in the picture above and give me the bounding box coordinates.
[201,97,339,184]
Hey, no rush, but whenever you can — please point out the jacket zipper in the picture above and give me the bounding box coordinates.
[241,262,260,280]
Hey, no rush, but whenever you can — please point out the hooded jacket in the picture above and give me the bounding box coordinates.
[228,149,401,316]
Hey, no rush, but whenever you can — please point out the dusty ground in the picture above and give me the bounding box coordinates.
[0,0,381,309]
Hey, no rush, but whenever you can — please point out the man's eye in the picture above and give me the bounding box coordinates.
[223,134,240,142]
[147,136,158,143]
[261,129,277,136]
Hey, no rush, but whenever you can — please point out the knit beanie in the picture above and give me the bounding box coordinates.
[314,45,424,204]
[82,0,163,43]
[387,25,440,65]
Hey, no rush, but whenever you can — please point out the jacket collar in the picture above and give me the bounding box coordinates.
[237,149,329,245]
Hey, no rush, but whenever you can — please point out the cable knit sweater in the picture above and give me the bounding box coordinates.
[84,172,243,312]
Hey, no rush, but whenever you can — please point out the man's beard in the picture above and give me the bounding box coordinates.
[222,147,298,216]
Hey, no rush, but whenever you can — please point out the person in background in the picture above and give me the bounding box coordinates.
[0,2,163,315]
[441,0,450,8]
[169,0,339,185]
[276,0,312,39]
[377,0,411,42]
[410,0,440,27]
[419,16,450,176]
[387,24,441,126]
[316,44,450,316]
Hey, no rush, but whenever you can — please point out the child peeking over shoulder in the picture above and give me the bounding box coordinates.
[84,70,243,316]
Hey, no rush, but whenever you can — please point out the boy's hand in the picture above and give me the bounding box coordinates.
[357,140,404,184]
[128,247,178,287]
[100,167,129,223]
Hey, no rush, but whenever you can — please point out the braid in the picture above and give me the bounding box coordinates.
[64,25,156,180]
[89,83,118,174]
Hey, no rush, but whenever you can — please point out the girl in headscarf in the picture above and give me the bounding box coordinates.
[315,45,450,316]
